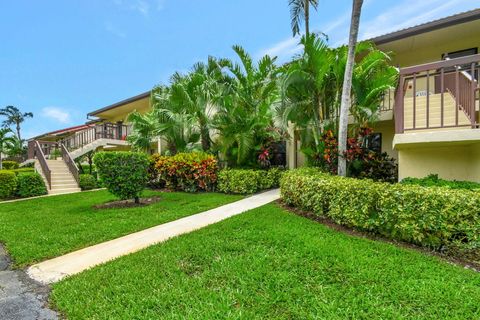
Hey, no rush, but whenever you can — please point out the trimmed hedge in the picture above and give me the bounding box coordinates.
[16,172,47,198]
[281,168,480,252]
[0,171,18,199]
[94,152,148,202]
[79,174,97,191]
[218,168,283,194]
[153,152,218,192]
[2,161,19,170]
[402,174,480,191]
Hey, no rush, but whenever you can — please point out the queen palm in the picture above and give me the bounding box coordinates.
[0,128,16,170]
[288,0,319,36]
[338,0,364,176]
[0,105,33,142]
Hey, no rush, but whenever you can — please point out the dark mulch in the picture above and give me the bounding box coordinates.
[94,196,162,209]
[277,200,480,272]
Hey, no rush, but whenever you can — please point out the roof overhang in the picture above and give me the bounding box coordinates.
[370,9,480,45]
[87,91,151,119]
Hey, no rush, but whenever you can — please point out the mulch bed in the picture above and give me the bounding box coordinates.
[94,196,162,209]
[276,200,480,272]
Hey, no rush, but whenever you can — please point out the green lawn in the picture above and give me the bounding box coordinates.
[51,204,480,319]
[0,190,242,267]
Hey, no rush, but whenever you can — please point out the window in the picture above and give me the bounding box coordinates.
[442,48,477,60]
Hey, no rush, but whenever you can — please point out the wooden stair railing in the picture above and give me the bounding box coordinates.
[60,143,79,184]
[395,54,480,133]
[34,140,52,189]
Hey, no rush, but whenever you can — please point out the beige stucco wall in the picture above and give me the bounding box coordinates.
[372,120,397,159]
[398,143,480,182]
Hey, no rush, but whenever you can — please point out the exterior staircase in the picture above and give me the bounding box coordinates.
[403,92,471,131]
[69,138,129,160]
[35,159,81,195]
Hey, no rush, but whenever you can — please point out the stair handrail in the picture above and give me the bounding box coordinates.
[60,143,80,184]
[34,140,52,189]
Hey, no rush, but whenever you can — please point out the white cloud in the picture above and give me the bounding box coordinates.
[105,21,126,38]
[112,0,165,16]
[42,107,71,124]
[360,0,472,40]
[256,10,352,62]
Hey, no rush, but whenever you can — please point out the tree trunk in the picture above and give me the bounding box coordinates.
[134,196,140,204]
[337,0,363,177]
[305,0,310,36]
[16,123,21,142]
[0,151,3,170]
[200,125,211,152]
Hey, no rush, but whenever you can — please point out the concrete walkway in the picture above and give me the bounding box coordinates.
[28,189,280,284]
[0,245,58,320]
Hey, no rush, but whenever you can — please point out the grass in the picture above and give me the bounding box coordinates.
[0,190,242,267]
[51,204,480,319]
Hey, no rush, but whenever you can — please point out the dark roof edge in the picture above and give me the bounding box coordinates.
[88,91,151,117]
[370,8,480,45]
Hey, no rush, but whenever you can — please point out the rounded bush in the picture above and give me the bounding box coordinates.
[2,161,19,170]
[0,170,18,199]
[94,152,148,202]
[79,174,97,191]
[16,172,47,198]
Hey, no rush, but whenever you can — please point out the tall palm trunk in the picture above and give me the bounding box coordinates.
[338,0,363,177]
[305,0,310,36]
[16,124,21,142]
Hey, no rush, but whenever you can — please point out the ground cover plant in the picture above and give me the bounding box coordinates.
[51,204,480,319]
[281,168,480,258]
[0,190,242,267]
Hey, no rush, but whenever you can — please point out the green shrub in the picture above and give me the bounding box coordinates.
[281,169,480,253]
[218,168,284,194]
[401,174,480,190]
[16,172,47,198]
[11,168,35,175]
[0,171,18,199]
[2,161,19,170]
[154,152,218,192]
[93,152,148,202]
[79,174,97,191]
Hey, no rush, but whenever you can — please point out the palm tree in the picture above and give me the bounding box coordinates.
[214,45,281,166]
[0,128,16,170]
[279,33,334,161]
[128,86,201,155]
[288,0,319,36]
[169,57,226,152]
[338,0,364,177]
[0,105,33,142]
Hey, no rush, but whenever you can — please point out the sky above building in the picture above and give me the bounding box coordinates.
[1,0,478,139]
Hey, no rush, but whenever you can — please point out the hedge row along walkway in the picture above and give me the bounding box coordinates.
[28,189,280,284]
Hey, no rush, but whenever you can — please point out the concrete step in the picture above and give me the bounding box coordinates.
[48,188,81,195]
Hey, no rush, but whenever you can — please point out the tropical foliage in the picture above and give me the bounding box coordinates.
[0,128,16,170]
[127,33,397,176]
[279,34,398,165]
[0,105,33,142]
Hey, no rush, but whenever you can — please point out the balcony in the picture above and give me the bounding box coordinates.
[394,54,480,134]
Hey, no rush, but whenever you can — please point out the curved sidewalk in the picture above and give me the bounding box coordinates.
[28,189,280,284]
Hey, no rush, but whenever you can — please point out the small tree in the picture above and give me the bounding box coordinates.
[0,128,15,170]
[93,152,149,204]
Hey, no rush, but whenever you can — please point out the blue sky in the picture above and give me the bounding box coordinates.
[0,0,478,139]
